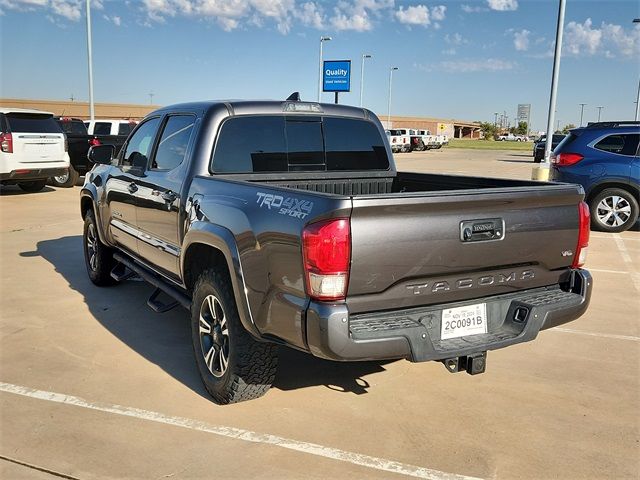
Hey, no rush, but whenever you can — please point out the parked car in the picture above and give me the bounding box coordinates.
[53,117,128,187]
[84,119,137,137]
[81,97,592,405]
[533,134,566,163]
[498,133,526,142]
[551,121,639,232]
[386,129,410,152]
[0,108,69,192]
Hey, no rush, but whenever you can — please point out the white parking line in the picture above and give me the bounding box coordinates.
[0,382,482,480]
[588,268,629,274]
[553,328,640,342]
[613,234,640,292]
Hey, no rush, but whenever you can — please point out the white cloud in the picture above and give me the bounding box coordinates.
[431,5,446,21]
[461,4,486,13]
[422,58,516,73]
[513,29,530,51]
[394,4,446,28]
[329,0,394,32]
[563,18,639,58]
[445,32,466,45]
[331,11,371,31]
[395,5,429,26]
[103,13,121,26]
[487,0,517,11]
[441,47,456,55]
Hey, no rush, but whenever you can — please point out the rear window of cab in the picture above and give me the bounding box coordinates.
[211,115,390,174]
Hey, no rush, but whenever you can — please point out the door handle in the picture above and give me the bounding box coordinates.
[128,182,138,193]
[161,191,177,203]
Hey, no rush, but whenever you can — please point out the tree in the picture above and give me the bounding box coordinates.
[478,121,498,140]
[516,121,528,135]
[562,123,576,134]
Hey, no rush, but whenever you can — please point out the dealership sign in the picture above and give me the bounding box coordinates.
[323,60,351,92]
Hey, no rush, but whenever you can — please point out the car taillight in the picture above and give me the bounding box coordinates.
[392,138,396,143]
[302,218,351,301]
[89,137,101,147]
[0,133,13,153]
[572,201,590,268]
[552,152,583,166]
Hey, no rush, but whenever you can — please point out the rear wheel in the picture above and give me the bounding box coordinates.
[18,180,47,192]
[191,269,278,404]
[51,166,79,188]
[589,188,639,233]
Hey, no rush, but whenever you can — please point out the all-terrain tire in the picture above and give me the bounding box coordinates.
[18,180,47,192]
[191,269,278,404]
[83,210,117,286]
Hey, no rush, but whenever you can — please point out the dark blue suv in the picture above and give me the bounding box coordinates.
[551,121,639,232]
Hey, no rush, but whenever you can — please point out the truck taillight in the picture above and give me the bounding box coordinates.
[552,152,583,166]
[302,218,351,301]
[0,133,13,153]
[572,201,590,268]
[89,137,101,147]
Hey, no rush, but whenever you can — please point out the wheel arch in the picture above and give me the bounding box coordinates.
[182,222,261,339]
[585,181,640,204]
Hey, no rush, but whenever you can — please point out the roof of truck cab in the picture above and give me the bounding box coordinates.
[148,100,371,120]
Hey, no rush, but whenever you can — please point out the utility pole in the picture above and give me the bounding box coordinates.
[148,92,155,105]
[579,103,587,126]
[86,0,95,120]
[359,54,372,108]
[387,67,399,128]
[535,0,566,181]
[596,106,604,122]
[317,36,331,102]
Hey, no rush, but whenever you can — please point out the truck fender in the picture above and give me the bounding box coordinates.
[181,221,261,339]
[80,186,110,246]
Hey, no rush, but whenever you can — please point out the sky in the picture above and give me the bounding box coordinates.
[1,0,639,131]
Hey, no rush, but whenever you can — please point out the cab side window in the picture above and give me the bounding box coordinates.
[151,115,195,171]
[121,117,161,169]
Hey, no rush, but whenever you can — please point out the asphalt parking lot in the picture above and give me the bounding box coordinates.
[1,148,638,480]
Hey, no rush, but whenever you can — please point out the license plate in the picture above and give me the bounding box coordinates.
[441,303,487,340]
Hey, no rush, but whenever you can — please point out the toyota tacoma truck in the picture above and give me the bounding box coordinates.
[80,96,593,405]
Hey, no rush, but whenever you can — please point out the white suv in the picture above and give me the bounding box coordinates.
[0,108,70,192]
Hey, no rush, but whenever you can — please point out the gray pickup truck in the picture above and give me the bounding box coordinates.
[80,96,592,404]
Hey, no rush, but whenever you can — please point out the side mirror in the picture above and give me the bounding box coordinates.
[88,144,115,165]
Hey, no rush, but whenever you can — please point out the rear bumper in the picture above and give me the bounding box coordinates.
[306,269,592,362]
[0,167,68,183]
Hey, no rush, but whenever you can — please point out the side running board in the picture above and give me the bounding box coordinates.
[112,252,191,312]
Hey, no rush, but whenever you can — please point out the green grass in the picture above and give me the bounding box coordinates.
[446,139,533,151]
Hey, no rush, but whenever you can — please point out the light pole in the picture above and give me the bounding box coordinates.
[536,0,566,181]
[634,19,640,120]
[317,36,331,102]
[596,106,604,122]
[86,0,95,120]
[579,103,587,126]
[387,67,398,128]
[359,54,372,108]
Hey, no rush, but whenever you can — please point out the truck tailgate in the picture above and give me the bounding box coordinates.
[347,184,583,313]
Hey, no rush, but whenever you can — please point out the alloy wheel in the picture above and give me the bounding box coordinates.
[86,223,98,271]
[596,195,631,227]
[199,295,229,378]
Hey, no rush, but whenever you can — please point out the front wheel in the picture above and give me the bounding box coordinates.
[589,188,639,233]
[191,269,278,404]
[83,210,117,285]
[51,166,80,188]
